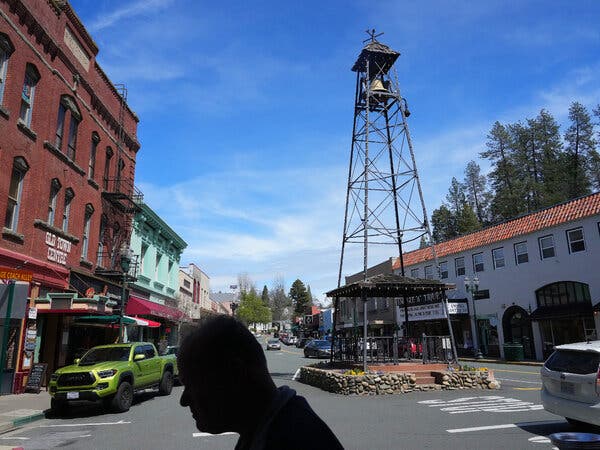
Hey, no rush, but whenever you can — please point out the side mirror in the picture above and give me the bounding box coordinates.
[134,354,146,361]
[74,358,80,365]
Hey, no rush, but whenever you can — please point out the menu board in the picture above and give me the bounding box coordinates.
[24,363,48,394]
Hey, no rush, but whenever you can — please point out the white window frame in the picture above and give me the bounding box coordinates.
[55,102,67,149]
[514,241,529,265]
[47,179,61,225]
[0,34,13,105]
[439,261,448,279]
[410,268,419,278]
[4,158,28,231]
[89,133,99,179]
[62,189,74,232]
[472,252,484,273]
[19,65,39,127]
[455,257,465,277]
[424,265,434,279]
[81,204,93,259]
[566,227,585,254]
[492,247,505,269]
[67,116,79,161]
[539,235,555,259]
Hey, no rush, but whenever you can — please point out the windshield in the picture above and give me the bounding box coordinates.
[313,341,330,348]
[79,347,131,366]
[268,339,279,344]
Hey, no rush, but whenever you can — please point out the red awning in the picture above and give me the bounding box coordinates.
[125,296,184,322]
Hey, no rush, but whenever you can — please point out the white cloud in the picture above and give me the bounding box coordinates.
[88,0,175,32]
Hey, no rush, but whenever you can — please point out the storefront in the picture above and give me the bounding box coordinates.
[125,296,185,351]
[531,281,596,359]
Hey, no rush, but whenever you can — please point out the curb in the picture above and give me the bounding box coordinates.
[459,358,543,367]
[0,412,45,435]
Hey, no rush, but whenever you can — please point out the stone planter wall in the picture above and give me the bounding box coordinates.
[299,366,500,395]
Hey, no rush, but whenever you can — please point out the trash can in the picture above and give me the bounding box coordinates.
[503,343,524,361]
[549,432,600,450]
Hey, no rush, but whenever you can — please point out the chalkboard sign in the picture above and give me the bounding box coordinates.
[24,363,48,394]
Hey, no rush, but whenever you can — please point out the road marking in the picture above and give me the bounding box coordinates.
[447,420,564,434]
[529,436,551,443]
[493,369,540,375]
[0,437,29,440]
[419,396,543,413]
[496,378,541,384]
[292,369,301,380]
[193,432,237,438]
[38,420,131,428]
[514,387,541,391]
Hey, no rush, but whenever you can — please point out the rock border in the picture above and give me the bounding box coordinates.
[298,365,500,395]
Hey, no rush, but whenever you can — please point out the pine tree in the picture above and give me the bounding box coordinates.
[533,110,565,206]
[261,285,270,307]
[463,160,490,224]
[431,205,458,243]
[564,102,596,198]
[289,279,310,317]
[456,201,481,235]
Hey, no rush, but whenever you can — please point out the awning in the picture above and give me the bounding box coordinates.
[530,302,593,320]
[76,315,136,325]
[130,316,161,328]
[125,296,184,322]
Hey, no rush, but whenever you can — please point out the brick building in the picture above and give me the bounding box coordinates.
[0,0,140,390]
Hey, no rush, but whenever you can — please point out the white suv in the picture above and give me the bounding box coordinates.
[540,340,600,427]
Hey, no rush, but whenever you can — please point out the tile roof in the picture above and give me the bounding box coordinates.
[393,192,600,269]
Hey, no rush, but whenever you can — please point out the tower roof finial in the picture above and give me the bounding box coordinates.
[364,28,384,44]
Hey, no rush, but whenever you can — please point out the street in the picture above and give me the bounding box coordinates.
[0,337,577,449]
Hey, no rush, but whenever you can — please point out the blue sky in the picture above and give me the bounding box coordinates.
[70,0,600,301]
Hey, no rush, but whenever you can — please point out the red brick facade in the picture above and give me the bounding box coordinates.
[0,0,140,284]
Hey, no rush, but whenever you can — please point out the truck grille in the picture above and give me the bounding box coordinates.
[57,372,94,387]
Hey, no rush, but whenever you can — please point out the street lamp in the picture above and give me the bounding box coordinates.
[119,246,133,343]
[464,275,483,359]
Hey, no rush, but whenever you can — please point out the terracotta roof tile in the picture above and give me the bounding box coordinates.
[393,192,600,269]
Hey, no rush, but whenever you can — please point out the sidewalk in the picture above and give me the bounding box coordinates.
[0,391,49,435]
[458,357,543,367]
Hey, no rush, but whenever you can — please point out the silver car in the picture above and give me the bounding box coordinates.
[540,340,600,427]
[266,339,281,351]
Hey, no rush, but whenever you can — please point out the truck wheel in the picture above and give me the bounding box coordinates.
[50,398,67,416]
[111,381,133,412]
[158,371,173,396]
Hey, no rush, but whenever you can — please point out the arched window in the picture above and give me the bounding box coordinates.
[61,188,75,233]
[535,281,591,308]
[0,33,15,106]
[88,132,100,179]
[47,178,61,225]
[54,95,81,161]
[103,147,113,190]
[19,64,40,127]
[81,203,94,260]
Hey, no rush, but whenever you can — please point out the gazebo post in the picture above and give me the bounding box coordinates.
[362,288,368,373]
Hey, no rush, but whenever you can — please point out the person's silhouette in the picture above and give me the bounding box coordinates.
[178,315,344,450]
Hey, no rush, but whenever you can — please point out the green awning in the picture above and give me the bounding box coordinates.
[76,315,136,325]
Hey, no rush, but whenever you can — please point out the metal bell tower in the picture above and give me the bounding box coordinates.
[338,30,435,285]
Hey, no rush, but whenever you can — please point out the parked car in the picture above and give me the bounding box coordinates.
[161,345,179,356]
[266,339,281,351]
[49,342,177,414]
[287,336,298,346]
[304,340,332,358]
[540,340,600,427]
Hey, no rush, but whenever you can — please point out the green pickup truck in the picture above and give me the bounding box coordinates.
[49,342,177,413]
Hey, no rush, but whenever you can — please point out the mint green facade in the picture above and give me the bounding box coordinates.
[129,202,187,308]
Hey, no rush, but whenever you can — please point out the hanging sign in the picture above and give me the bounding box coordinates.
[0,267,33,282]
[45,232,72,265]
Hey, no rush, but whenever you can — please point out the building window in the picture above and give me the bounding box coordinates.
[97,215,108,267]
[183,279,191,289]
[54,96,81,160]
[536,281,591,308]
[492,247,505,269]
[472,252,484,272]
[55,102,67,148]
[19,64,40,127]
[103,147,113,190]
[89,133,99,179]
[455,257,465,277]
[4,157,29,231]
[117,158,125,182]
[140,243,148,274]
[155,253,162,279]
[67,116,79,161]
[439,261,448,279]
[81,204,94,259]
[47,178,61,225]
[539,235,555,259]
[514,241,528,265]
[410,268,419,278]
[566,227,585,253]
[62,188,74,232]
[424,265,434,279]
[0,34,15,105]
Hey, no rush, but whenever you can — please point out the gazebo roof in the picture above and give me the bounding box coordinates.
[351,40,400,74]
[326,273,454,298]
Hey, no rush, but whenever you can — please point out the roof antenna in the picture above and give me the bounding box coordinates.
[363,28,384,43]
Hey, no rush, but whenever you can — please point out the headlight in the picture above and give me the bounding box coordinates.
[97,369,117,378]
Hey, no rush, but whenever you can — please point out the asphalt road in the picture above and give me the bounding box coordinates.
[0,336,589,449]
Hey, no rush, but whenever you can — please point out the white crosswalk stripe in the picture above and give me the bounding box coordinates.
[419,396,544,414]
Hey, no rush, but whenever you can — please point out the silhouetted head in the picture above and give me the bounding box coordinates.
[178,315,275,434]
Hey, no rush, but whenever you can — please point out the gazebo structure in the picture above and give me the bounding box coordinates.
[327,274,457,372]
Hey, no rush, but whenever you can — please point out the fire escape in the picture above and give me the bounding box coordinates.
[95,84,140,283]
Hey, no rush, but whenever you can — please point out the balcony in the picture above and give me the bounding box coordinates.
[95,250,139,282]
[101,178,143,213]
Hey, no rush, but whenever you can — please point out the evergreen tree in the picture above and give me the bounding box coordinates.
[533,110,565,206]
[564,102,596,198]
[456,201,481,235]
[431,204,458,243]
[418,235,430,249]
[261,285,270,307]
[463,160,490,224]
[306,285,314,305]
[590,105,600,191]
[289,279,310,317]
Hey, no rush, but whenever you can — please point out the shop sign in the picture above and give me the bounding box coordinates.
[399,302,448,322]
[447,302,468,315]
[45,232,72,265]
[0,267,33,282]
[28,307,37,320]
